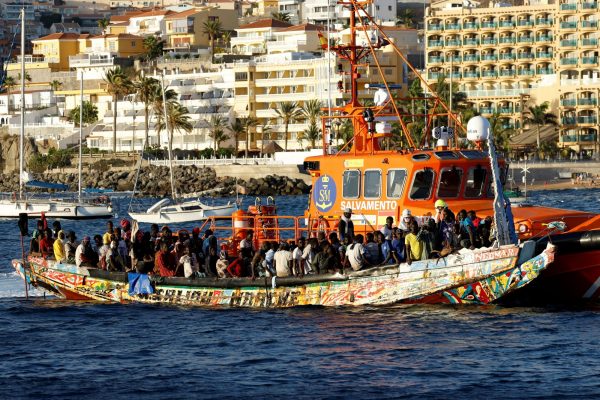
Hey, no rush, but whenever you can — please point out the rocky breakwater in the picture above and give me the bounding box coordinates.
[0,165,311,196]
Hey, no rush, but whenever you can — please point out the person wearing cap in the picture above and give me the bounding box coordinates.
[338,208,355,242]
[398,209,413,232]
[434,199,447,224]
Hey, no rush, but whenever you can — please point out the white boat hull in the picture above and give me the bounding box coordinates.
[0,199,113,219]
[129,199,237,224]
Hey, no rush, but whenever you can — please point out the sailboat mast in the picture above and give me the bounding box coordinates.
[78,70,83,202]
[160,75,176,201]
[18,8,25,200]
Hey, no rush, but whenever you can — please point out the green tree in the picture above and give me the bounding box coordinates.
[396,9,415,28]
[524,101,558,149]
[302,122,321,149]
[203,19,222,62]
[301,99,322,126]
[228,118,245,156]
[241,116,258,157]
[3,76,16,110]
[154,101,193,151]
[335,119,354,150]
[274,101,302,151]
[208,115,228,153]
[68,101,98,127]
[143,36,164,62]
[133,75,164,148]
[271,11,291,22]
[489,112,514,154]
[431,74,468,126]
[49,80,62,91]
[98,17,110,34]
[18,72,31,83]
[104,67,132,152]
[221,30,232,49]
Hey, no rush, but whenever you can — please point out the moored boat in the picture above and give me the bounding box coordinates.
[128,198,238,224]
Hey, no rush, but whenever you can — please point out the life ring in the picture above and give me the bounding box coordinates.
[312,217,330,233]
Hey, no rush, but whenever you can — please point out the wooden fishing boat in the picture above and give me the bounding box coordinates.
[11,243,554,307]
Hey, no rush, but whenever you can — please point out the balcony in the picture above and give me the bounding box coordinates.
[582,57,599,65]
[562,117,577,125]
[536,18,553,26]
[580,133,597,142]
[536,36,553,43]
[536,52,553,59]
[578,116,597,124]
[482,71,497,77]
[445,39,461,47]
[428,72,441,80]
[69,53,115,68]
[445,23,461,31]
[517,53,534,60]
[463,54,479,62]
[428,56,444,63]
[499,53,515,60]
[517,20,534,27]
[498,107,514,114]
[500,70,516,77]
[518,69,535,76]
[499,37,515,44]
[537,68,554,74]
[582,2,598,9]
[428,24,443,31]
[581,38,598,46]
[481,38,497,45]
[581,21,598,28]
[561,57,578,65]
[463,39,479,46]
[559,3,577,11]
[449,72,462,79]
[463,22,479,29]
[517,37,534,43]
[447,56,462,63]
[462,88,530,97]
[428,40,443,47]
[479,107,494,114]
[561,21,577,29]
[499,21,514,28]
[482,55,497,61]
[579,98,598,106]
[481,22,496,29]
[463,71,480,78]
[560,134,577,143]
[560,39,577,47]
[561,99,577,107]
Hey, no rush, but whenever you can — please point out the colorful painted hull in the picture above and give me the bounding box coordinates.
[12,244,555,307]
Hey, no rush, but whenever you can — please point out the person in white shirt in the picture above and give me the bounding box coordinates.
[273,243,293,277]
[380,216,394,242]
[301,238,317,275]
[292,237,306,276]
[347,234,369,271]
[180,246,199,278]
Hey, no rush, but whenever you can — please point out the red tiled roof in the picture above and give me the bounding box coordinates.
[31,33,83,41]
[133,9,175,18]
[238,18,293,29]
[165,8,201,20]
[279,23,324,32]
[110,11,145,23]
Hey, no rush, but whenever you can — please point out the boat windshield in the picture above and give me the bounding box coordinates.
[343,170,361,198]
[437,167,463,198]
[464,166,487,198]
[386,169,407,199]
[409,169,435,200]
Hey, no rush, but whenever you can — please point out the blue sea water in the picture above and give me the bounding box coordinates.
[1,190,600,399]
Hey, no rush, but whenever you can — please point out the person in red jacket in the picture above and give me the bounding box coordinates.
[226,255,245,278]
[155,242,177,277]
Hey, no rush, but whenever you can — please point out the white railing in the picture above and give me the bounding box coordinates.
[149,156,285,167]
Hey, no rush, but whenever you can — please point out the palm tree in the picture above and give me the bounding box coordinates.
[301,99,322,126]
[259,124,272,157]
[221,31,232,50]
[274,101,302,151]
[524,101,557,150]
[432,74,468,126]
[143,36,164,62]
[228,118,245,156]
[154,101,193,151]
[18,72,31,83]
[203,19,222,62]
[98,18,110,34]
[133,75,160,148]
[3,76,16,110]
[396,9,415,28]
[208,115,227,153]
[489,112,513,154]
[49,80,62,91]
[271,11,291,22]
[104,67,132,152]
[303,123,321,149]
[241,116,258,157]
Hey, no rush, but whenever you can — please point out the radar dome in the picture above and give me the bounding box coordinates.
[466,116,490,142]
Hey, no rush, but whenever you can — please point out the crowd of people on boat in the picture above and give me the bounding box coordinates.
[27,200,495,279]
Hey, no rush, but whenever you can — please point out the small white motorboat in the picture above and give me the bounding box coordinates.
[128,198,238,224]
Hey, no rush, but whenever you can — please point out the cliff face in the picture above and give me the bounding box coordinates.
[0,134,38,174]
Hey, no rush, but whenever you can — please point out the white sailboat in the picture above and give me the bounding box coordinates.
[0,9,113,219]
[128,76,238,224]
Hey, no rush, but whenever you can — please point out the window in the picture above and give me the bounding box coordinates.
[343,170,360,198]
[364,170,381,198]
[131,41,136,47]
[386,169,407,198]
[464,166,487,198]
[409,169,435,200]
[437,167,463,198]
[388,5,392,10]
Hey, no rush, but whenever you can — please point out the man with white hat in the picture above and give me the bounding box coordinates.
[338,208,355,242]
[398,209,413,232]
